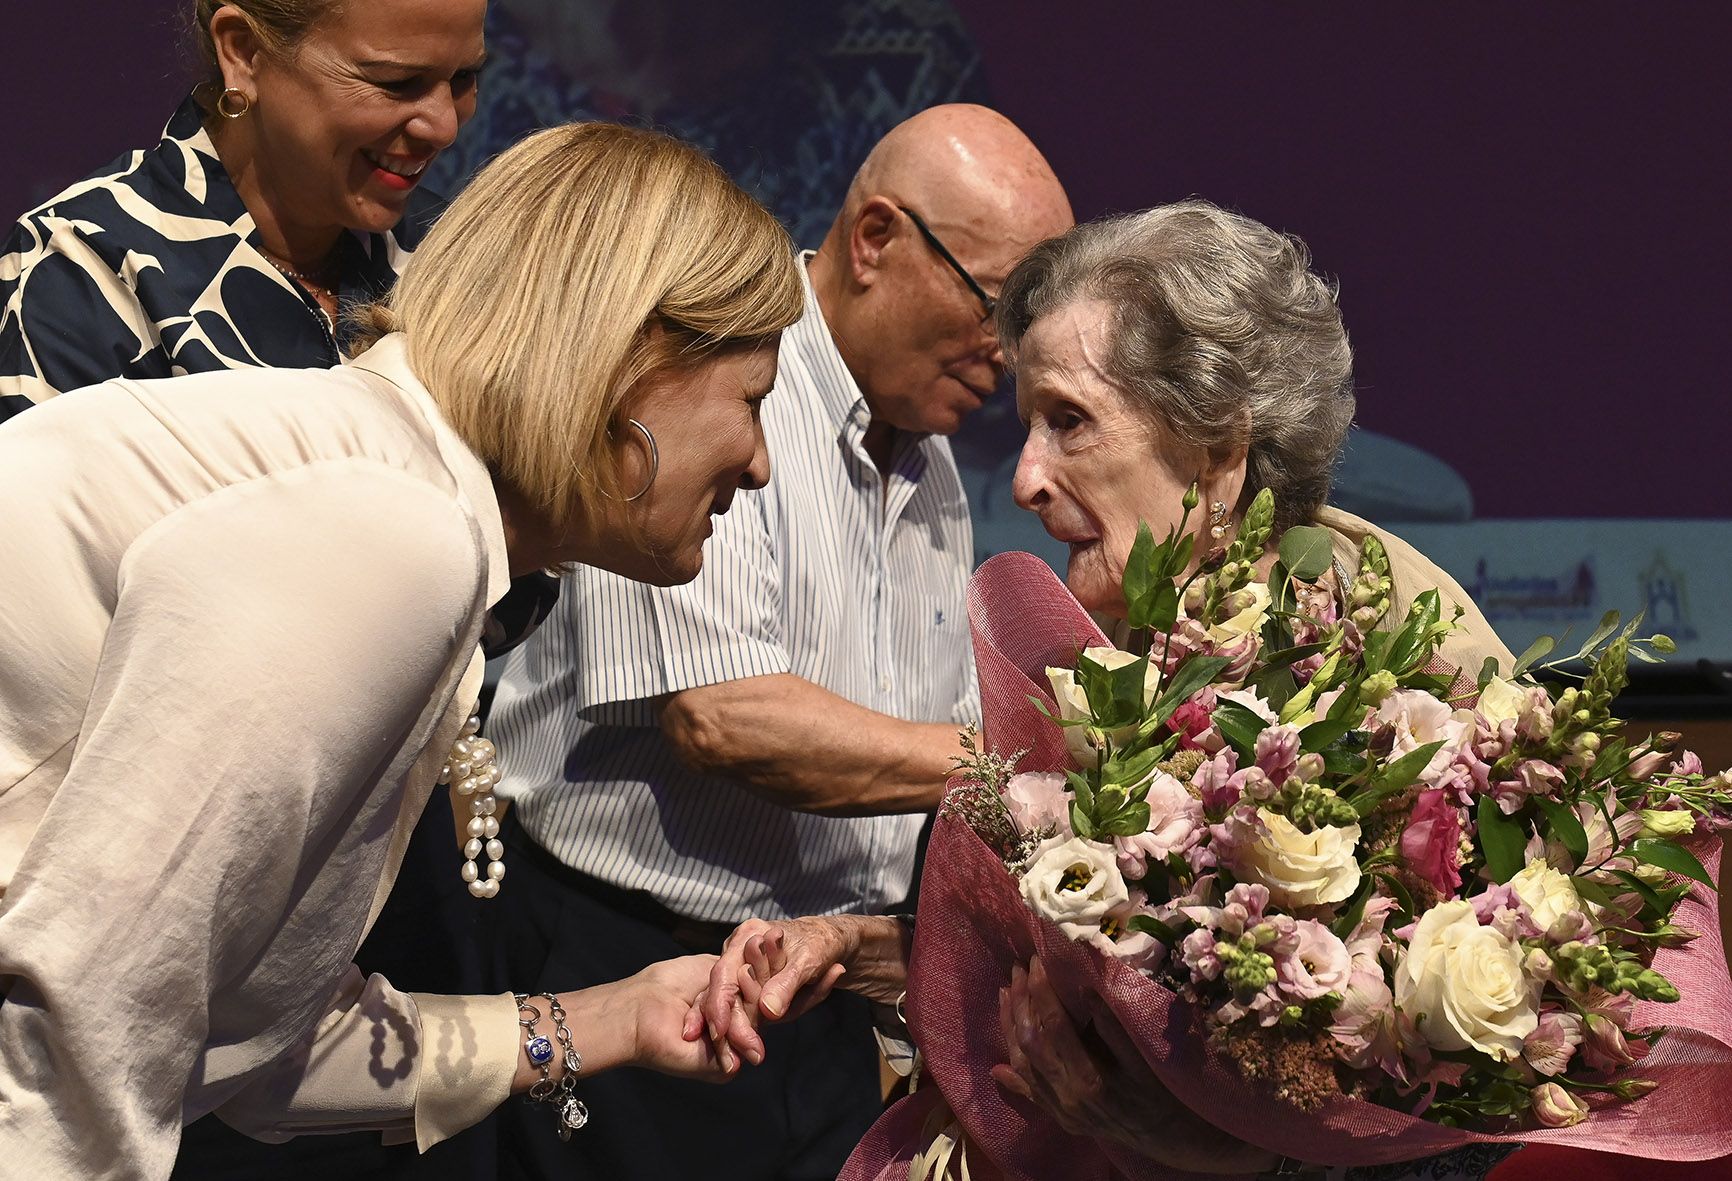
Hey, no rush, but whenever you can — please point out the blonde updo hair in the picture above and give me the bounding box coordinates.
[356,122,803,526]
[191,1,332,78]
[997,199,1355,534]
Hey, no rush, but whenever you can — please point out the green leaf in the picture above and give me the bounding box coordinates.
[1069,799,1096,839]
[1629,838,1715,888]
[1332,875,1375,939]
[1212,699,1267,762]
[1609,869,1676,920]
[1300,717,1354,753]
[1127,914,1179,943]
[1477,796,1527,884]
[1322,747,1364,777]
[1248,664,1298,713]
[1511,635,1556,679]
[1104,747,1161,794]
[1029,695,1090,727]
[1098,802,1152,838]
[1384,591,1443,675]
[1477,656,1500,692]
[1374,871,1416,921]
[1147,656,1232,730]
[1147,581,1182,634]
[1257,642,1327,672]
[1122,523,1159,630]
[1371,740,1446,795]
[1569,610,1622,662]
[1278,525,1335,582]
[1066,770,1095,813]
[1533,797,1589,868]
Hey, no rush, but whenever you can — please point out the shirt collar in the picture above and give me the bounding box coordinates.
[348,333,513,611]
[790,251,873,435]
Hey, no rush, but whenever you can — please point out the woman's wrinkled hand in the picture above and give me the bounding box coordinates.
[680,917,854,1073]
[991,955,1280,1175]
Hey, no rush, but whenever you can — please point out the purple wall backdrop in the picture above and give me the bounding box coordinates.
[8,4,1727,519]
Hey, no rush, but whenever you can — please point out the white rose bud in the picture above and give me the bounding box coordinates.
[1639,809,1697,839]
[1234,809,1362,908]
[1395,901,1539,1062]
[1046,647,1161,767]
[1019,836,1131,942]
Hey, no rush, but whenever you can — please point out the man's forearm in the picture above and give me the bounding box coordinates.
[657,673,966,815]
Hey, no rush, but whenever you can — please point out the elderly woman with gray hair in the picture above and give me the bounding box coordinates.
[692,200,1515,1179]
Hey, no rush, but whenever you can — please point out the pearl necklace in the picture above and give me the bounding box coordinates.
[441,713,506,897]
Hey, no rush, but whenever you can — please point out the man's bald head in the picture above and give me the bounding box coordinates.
[812,104,1073,448]
[830,104,1073,264]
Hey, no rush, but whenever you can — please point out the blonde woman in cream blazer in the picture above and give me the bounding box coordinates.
[0,122,802,1179]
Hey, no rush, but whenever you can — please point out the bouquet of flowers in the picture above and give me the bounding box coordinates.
[842,489,1732,1181]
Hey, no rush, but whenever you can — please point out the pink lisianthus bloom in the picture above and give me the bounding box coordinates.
[1522,1009,1584,1076]
[1001,771,1071,838]
[1216,984,1286,1028]
[1276,918,1352,1001]
[1670,750,1705,777]
[1113,771,1204,879]
[1088,892,1168,971]
[1400,789,1465,895]
[1582,1011,1643,1070]
[1626,747,1670,782]
[1375,690,1475,787]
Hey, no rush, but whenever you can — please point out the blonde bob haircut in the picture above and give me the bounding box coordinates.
[359,122,803,526]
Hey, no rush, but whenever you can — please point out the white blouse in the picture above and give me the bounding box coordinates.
[0,335,520,1178]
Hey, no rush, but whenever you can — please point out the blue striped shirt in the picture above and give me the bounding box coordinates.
[489,257,980,922]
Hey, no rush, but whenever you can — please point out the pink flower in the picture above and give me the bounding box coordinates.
[1331,970,1410,1082]
[1277,919,1352,1001]
[1581,1012,1641,1070]
[1374,690,1475,787]
[1522,1010,1584,1076]
[1491,758,1567,814]
[1531,1082,1588,1127]
[1254,724,1301,784]
[1088,894,1168,971]
[1671,751,1705,777]
[1113,772,1205,878]
[1400,789,1464,895]
[1167,688,1221,752]
[1001,771,1072,838]
[1192,748,1245,815]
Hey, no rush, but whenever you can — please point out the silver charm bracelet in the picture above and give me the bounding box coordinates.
[514,992,589,1140]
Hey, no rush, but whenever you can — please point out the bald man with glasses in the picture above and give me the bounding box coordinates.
[484,105,1072,1181]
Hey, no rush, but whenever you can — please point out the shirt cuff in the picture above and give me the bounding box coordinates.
[408,990,520,1151]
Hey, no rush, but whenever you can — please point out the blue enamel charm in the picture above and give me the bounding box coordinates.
[525,1035,555,1067]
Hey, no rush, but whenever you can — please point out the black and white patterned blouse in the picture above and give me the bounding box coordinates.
[0,92,441,419]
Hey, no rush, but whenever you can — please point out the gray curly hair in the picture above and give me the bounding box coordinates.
[996,199,1355,534]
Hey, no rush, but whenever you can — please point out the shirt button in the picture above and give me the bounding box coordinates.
[879,675,892,692]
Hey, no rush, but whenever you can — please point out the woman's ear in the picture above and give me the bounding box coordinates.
[847,196,900,289]
[1201,436,1251,517]
[209,5,265,95]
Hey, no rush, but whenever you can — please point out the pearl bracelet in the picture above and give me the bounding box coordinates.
[514,992,589,1140]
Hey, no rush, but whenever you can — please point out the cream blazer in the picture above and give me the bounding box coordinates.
[0,336,518,1178]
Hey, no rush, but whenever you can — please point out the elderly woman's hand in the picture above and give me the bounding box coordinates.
[992,955,1281,1174]
[681,914,910,1072]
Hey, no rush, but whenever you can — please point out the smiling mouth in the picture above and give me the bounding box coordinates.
[361,149,431,180]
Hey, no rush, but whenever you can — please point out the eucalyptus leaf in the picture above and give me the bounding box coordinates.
[1278,525,1335,582]
[1511,635,1556,679]
[1629,838,1715,888]
[1569,610,1622,661]
[1477,796,1527,884]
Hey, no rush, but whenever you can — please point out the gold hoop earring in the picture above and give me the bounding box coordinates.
[216,87,253,119]
[622,418,658,502]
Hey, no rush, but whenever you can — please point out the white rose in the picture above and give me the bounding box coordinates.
[1020,836,1130,941]
[1477,676,1527,729]
[1234,809,1362,908]
[1394,900,1538,1061]
[1508,860,1583,933]
[1206,582,1272,646]
[1046,646,1161,767]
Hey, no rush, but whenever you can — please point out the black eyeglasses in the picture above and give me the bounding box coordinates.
[897,205,997,322]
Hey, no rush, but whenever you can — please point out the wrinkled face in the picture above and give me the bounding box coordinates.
[859,212,1017,437]
[242,0,486,234]
[1013,300,1198,616]
[596,343,780,586]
